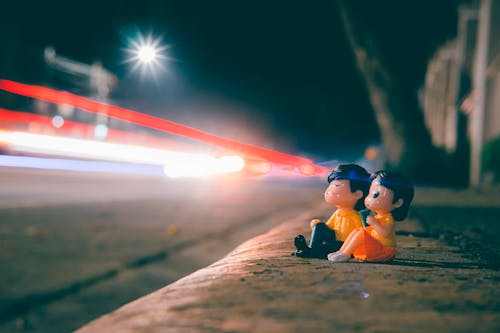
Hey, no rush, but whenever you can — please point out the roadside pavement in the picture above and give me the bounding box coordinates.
[77,187,500,333]
[0,176,325,332]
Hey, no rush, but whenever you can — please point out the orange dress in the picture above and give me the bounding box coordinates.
[353,212,396,262]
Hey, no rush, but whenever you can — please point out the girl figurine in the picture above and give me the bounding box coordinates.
[327,170,414,263]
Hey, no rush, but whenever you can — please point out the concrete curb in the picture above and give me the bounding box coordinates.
[77,216,499,333]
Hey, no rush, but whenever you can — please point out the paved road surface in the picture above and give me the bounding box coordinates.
[0,167,325,332]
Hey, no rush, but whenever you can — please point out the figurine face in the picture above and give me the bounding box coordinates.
[324,179,362,209]
[365,177,402,214]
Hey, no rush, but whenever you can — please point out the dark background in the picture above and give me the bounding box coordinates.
[0,0,459,161]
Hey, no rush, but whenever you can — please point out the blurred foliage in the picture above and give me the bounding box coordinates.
[482,136,500,182]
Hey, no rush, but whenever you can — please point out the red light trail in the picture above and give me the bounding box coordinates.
[0,79,327,175]
[0,108,192,151]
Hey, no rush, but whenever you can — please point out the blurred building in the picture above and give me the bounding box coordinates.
[420,0,500,185]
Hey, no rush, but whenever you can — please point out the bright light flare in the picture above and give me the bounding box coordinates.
[94,124,108,139]
[51,115,64,128]
[138,45,158,63]
[0,130,244,178]
[163,155,245,178]
[244,159,273,175]
[125,32,170,76]
[298,164,317,176]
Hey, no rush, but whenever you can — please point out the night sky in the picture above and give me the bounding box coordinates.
[0,0,459,161]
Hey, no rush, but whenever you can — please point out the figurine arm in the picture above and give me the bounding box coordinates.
[366,216,392,237]
[310,219,321,229]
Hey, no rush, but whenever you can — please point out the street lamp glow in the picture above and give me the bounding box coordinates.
[125,32,170,76]
[137,45,158,63]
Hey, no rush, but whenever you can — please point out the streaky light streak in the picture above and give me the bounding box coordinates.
[0,108,192,151]
[0,130,245,178]
[0,79,325,175]
[0,155,163,176]
[163,155,244,178]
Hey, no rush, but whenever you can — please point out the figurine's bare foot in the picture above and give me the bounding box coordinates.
[327,251,350,262]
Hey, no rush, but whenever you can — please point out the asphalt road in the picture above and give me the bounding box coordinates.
[0,166,326,332]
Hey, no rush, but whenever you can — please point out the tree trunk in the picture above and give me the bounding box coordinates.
[336,0,438,178]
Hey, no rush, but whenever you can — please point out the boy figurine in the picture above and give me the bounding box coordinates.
[294,164,370,259]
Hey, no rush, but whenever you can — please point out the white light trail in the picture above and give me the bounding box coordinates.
[163,155,245,178]
[0,155,162,176]
[0,131,245,178]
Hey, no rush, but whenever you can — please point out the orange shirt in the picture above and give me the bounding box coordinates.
[325,209,363,241]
